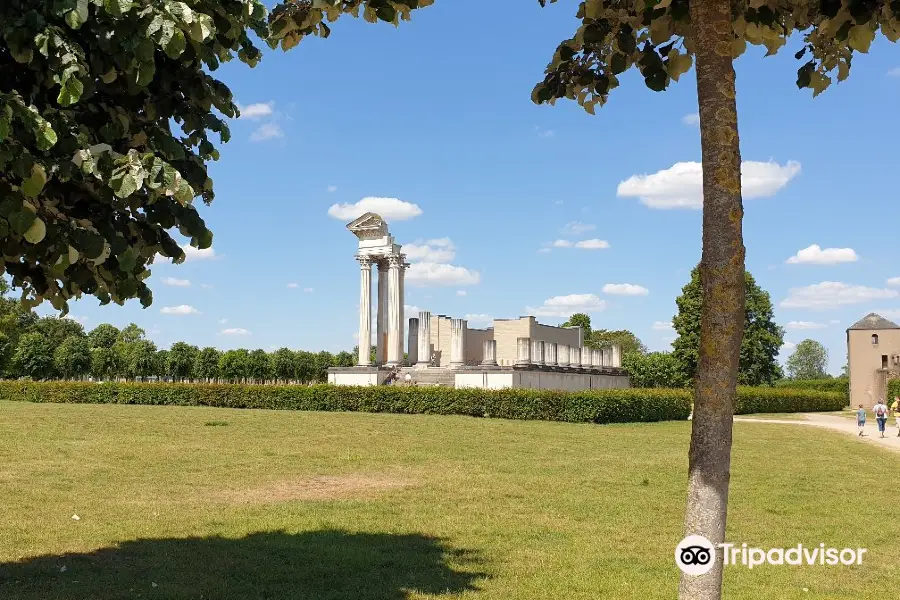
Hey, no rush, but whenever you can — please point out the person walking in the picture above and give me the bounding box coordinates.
[892,396,900,437]
[874,398,890,438]
[857,404,867,437]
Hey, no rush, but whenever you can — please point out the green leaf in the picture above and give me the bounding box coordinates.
[23,217,46,244]
[118,247,137,271]
[65,0,90,29]
[9,211,37,235]
[22,165,48,198]
[103,0,134,17]
[164,29,187,59]
[35,120,58,151]
[848,25,875,53]
[72,229,105,259]
[0,112,10,142]
[135,61,156,86]
[57,76,84,107]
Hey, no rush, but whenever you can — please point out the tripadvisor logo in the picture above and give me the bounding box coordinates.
[675,536,867,575]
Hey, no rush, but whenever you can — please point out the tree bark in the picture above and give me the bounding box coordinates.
[679,1,745,599]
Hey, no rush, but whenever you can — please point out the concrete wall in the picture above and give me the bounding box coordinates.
[455,370,630,391]
[849,329,900,408]
[465,328,492,365]
[328,371,387,386]
[429,315,453,366]
[492,317,583,367]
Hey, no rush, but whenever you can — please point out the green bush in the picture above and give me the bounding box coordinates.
[0,381,692,424]
[775,378,849,404]
[734,386,845,414]
[0,381,846,422]
[887,379,900,399]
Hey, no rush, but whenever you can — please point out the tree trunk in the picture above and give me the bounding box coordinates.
[679,1,745,599]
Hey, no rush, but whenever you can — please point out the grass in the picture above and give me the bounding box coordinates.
[0,401,894,599]
[734,412,806,420]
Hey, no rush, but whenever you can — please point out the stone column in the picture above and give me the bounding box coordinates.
[532,340,545,366]
[385,255,402,366]
[450,318,467,367]
[416,311,431,368]
[570,346,581,368]
[516,337,532,366]
[407,318,419,366]
[356,256,373,366]
[559,344,570,367]
[582,347,592,368]
[611,344,621,368]
[545,342,558,366]
[481,340,497,366]
[376,261,388,365]
[399,259,407,364]
[591,348,601,368]
[601,347,611,367]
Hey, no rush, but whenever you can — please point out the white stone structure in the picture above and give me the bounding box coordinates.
[482,340,498,366]
[346,213,409,367]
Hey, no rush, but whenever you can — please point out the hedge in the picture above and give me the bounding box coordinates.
[0,381,846,423]
[887,379,900,399]
[775,377,849,401]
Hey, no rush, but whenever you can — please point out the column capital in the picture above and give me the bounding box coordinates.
[377,259,389,272]
[386,254,403,268]
[357,255,375,268]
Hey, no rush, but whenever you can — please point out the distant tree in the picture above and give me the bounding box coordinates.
[589,329,646,354]
[562,313,592,339]
[294,350,316,384]
[786,339,829,380]
[622,352,686,388]
[314,351,334,382]
[248,349,271,383]
[841,363,849,378]
[169,342,199,381]
[118,324,146,344]
[194,347,221,382]
[90,347,118,381]
[219,349,250,383]
[118,339,157,381]
[12,332,55,379]
[334,351,355,368]
[35,316,85,348]
[673,267,784,386]
[271,348,296,383]
[0,280,34,375]
[155,349,171,380]
[54,335,91,379]
[88,324,120,350]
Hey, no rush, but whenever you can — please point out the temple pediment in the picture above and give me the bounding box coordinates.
[347,212,389,240]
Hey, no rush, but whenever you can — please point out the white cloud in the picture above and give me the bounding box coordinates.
[162,277,191,287]
[887,67,900,77]
[404,238,456,262]
[561,221,596,235]
[463,313,493,325]
[617,160,801,209]
[553,200,564,205]
[287,283,300,289]
[219,318,228,324]
[238,102,274,120]
[682,113,700,126]
[786,244,858,265]
[780,282,899,309]
[782,341,797,351]
[327,185,338,193]
[652,321,673,331]
[404,305,422,317]
[525,293,607,318]
[887,277,900,287]
[200,283,213,289]
[829,319,841,324]
[181,244,216,262]
[406,262,481,287]
[534,125,555,138]
[575,239,610,249]
[456,290,467,296]
[160,304,201,315]
[304,287,314,293]
[327,197,422,222]
[872,309,900,320]
[221,328,251,336]
[552,239,573,248]
[537,247,552,254]
[785,321,827,330]
[603,283,649,296]
[250,123,284,142]
[65,315,89,325]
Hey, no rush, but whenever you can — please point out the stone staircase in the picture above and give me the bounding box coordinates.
[399,367,457,387]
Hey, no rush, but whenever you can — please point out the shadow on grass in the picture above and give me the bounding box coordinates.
[0,529,486,600]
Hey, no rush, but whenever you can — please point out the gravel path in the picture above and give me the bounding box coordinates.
[735,413,900,452]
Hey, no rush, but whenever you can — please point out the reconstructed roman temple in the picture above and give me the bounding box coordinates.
[327,213,630,390]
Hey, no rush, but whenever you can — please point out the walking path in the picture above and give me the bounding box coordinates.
[735,413,900,452]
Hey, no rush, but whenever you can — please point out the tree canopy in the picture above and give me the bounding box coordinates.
[2,0,267,310]
[672,266,784,386]
[786,339,829,380]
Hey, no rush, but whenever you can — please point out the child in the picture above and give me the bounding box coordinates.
[892,396,900,437]
[857,404,866,436]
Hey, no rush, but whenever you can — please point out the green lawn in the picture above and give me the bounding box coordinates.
[0,401,892,599]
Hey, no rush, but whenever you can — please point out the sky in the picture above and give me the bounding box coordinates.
[38,2,900,374]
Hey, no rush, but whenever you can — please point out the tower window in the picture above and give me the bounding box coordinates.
[884,355,889,369]
[872,334,879,346]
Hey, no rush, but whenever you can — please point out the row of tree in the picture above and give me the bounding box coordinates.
[0,282,354,383]
[565,267,834,388]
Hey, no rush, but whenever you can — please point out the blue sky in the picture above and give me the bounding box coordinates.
[40,2,900,374]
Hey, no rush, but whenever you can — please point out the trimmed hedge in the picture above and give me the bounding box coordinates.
[775,377,848,396]
[887,379,900,399]
[0,381,846,423]
[733,386,845,414]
